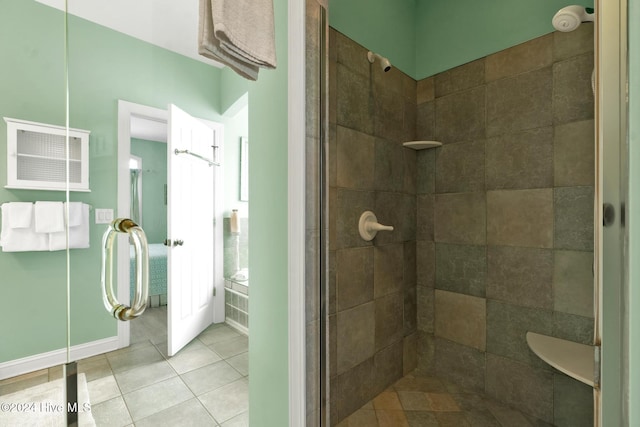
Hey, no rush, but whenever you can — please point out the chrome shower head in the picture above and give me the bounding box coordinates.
[552,5,595,32]
[367,51,392,72]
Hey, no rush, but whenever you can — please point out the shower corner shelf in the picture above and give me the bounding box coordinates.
[526,332,598,388]
[402,140,442,150]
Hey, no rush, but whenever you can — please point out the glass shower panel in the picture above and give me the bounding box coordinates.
[0,1,72,426]
[65,0,244,424]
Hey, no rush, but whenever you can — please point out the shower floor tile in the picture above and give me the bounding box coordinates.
[336,372,553,427]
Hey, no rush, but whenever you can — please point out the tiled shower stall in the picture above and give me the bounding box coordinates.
[328,23,595,426]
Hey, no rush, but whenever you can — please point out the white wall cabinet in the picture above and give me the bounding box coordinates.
[4,118,90,191]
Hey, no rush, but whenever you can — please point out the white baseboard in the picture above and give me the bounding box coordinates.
[0,336,120,380]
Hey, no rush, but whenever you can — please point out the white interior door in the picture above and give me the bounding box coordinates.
[167,104,216,356]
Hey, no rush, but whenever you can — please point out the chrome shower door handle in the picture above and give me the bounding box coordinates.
[101,218,149,321]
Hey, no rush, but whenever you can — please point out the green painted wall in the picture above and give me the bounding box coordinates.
[0,0,75,361]
[131,138,167,244]
[415,0,594,78]
[330,0,594,79]
[0,0,225,362]
[628,0,640,423]
[329,0,416,78]
[247,0,289,424]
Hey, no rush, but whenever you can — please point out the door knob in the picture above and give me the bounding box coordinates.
[173,239,184,246]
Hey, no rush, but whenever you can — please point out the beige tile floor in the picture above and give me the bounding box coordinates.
[0,306,249,426]
[336,373,551,427]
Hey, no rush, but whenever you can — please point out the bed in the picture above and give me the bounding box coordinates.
[130,243,168,298]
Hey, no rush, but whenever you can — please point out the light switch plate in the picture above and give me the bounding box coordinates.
[95,208,114,224]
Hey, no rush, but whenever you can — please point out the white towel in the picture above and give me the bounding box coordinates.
[2,202,33,228]
[212,0,277,69]
[198,0,259,80]
[67,202,84,227]
[0,204,49,252]
[49,203,90,251]
[34,201,64,233]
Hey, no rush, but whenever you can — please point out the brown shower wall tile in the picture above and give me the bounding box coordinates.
[486,300,554,369]
[485,127,554,190]
[433,337,485,393]
[434,58,485,97]
[403,241,417,287]
[434,192,486,245]
[554,119,595,187]
[334,358,376,422]
[435,139,485,193]
[375,292,405,351]
[417,286,434,333]
[373,77,406,142]
[552,53,595,125]
[403,148,417,194]
[374,340,404,394]
[485,34,553,82]
[416,194,434,241]
[416,241,435,288]
[335,30,369,76]
[336,302,376,374]
[375,192,416,244]
[553,23,594,61]
[553,249,594,318]
[329,250,336,315]
[435,86,486,144]
[416,149,436,195]
[486,189,553,248]
[336,63,373,134]
[553,373,594,427]
[416,100,436,141]
[486,66,552,137]
[435,243,487,298]
[374,243,404,298]
[404,287,417,335]
[485,354,553,423]
[416,331,436,375]
[434,290,486,351]
[336,247,374,311]
[403,333,418,375]
[329,123,337,187]
[486,246,553,309]
[336,126,375,190]
[374,138,404,192]
[553,311,594,345]
[554,186,595,251]
[416,76,435,104]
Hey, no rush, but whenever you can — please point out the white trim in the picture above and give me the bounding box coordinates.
[288,0,306,425]
[0,337,119,380]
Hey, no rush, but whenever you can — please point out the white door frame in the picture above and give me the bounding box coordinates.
[287,0,306,424]
[116,100,225,349]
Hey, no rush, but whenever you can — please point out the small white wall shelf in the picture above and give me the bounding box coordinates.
[402,140,442,150]
[4,118,91,192]
[526,331,598,388]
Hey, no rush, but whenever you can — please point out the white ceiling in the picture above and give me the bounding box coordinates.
[35,0,224,69]
[34,0,227,142]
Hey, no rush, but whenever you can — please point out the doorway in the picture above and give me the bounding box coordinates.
[117,100,225,356]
